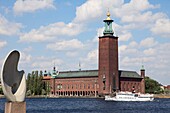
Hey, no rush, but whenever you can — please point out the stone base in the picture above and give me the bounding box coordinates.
[5,102,26,113]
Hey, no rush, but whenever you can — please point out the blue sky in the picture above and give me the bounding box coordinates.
[0,0,169,85]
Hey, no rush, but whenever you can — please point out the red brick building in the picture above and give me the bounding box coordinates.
[43,12,145,97]
[164,85,170,90]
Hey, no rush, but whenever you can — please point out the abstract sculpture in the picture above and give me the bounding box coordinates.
[1,50,26,113]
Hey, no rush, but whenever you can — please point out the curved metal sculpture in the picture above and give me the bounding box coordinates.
[1,50,26,102]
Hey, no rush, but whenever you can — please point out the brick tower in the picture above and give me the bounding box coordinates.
[140,65,145,93]
[98,11,119,95]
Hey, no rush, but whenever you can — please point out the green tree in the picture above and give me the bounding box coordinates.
[34,71,38,95]
[26,90,32,96]
[0,87,3,95]
[27,73,31,92]
[26,70,47,96]
[145,76,162,94]
[164,89,170,94]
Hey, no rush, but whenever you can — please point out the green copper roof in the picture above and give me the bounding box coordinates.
[141,65,145,70]
[57,70,98,78]
[53,70,142,79]
[119,70,142,78]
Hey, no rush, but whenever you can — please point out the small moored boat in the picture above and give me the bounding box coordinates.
[105,91,154,101]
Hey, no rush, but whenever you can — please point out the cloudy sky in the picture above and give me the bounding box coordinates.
[0,0,169,85]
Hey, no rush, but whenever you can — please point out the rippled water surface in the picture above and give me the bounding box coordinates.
[0,98,170,113]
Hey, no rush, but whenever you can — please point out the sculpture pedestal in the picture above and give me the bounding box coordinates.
[5,102,26,113]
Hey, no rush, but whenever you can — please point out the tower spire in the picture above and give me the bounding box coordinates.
[106,10,111,20]
[53,62,56,71]
[141,65,145,71]
[79,61,81,71]
[103,11,114,36]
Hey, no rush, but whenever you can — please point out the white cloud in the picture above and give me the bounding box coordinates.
[113,0,158,19]
[87,49,98,61]
[112,23,132,41]
[119,45,127,53]
[46,39,84,51]
[73,0,123,23]
[73,0,160,30]
[31,56,63,71]
[19,22,83,42]
[65,51,78,57]
[18,52,63,73]
[73,0,103,23]
[122,11,163,23]
[23,46,33,53]
[151,18,170,38]
[0,14,22,36]
[140,37,158,48]
[119,31,132,41]
[119,38,170,85]
[129,0,157,10]
[111,1,165,31]
[13,0,55,14]
[121,12,166,30]
[80,49,98,70]
[0,40,7,49]
[20,52,32,64]
[146,43,170,84]
[129,41,138,48]
[19,0,163,44]
[143,48,156,56]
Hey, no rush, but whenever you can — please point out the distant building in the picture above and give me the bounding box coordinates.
[43,11,145,97]
[164,85,170,90]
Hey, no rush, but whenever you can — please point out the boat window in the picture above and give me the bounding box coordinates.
[134,94,138,97]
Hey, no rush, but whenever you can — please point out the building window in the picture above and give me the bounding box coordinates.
[76,84,78,89]
[92,84,94,89]
[80,84,82,89]
[103,86,105,90]
[63,85,65,89]
[88,84,90,89]
[57,84,62,90]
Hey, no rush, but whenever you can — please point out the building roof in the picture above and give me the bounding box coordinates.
[119,70,142,78]
[57,70,98,78]
[49,70,142,79]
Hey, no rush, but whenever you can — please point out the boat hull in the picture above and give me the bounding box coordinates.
[105,96,154,101]
[105,92,154,101]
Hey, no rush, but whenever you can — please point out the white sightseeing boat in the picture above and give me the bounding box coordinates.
[105,91,154,101]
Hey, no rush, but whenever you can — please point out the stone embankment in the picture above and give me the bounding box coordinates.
[1,94,170,98]
[154,94,170,98]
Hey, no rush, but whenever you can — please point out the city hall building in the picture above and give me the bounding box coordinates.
[43,12,145,97]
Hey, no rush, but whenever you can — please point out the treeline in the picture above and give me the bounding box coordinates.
[0,87,3,95]
[145,76,163,94]
[26,70,49,96]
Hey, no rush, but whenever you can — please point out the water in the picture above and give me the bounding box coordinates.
[0,98,170,113]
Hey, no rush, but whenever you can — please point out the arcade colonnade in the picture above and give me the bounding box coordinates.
[50,77,99,97]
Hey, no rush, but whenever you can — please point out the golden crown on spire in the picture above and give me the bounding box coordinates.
[106,10,111,20]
